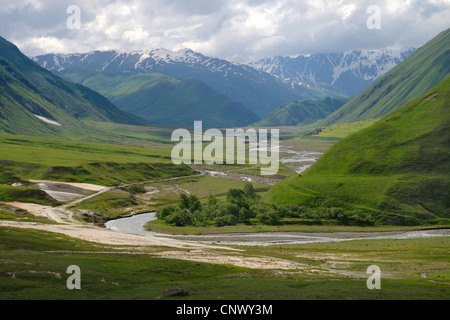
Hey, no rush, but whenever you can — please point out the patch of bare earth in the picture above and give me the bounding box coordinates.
[156,250,310,270]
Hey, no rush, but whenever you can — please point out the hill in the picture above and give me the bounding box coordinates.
[33,48,342,118]
[58,70,260,128]
[250,48,415,96]
[321,28,450,126]
[267,77,450,225]
[0,36,145,135]
[255,97,351,127]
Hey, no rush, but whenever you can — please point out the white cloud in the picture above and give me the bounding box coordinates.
[0,0,449,62]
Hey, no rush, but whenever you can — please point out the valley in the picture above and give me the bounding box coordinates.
[0,123,448,300]
[0,26,449,302]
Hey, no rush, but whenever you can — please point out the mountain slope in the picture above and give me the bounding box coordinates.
[33,49,340,117]
[0,36,145,135]
[255,97,351,127]
[58,70,260,128]
[0,57,77,135]
[267,77,450,225]
[250,48,415,96]
[321,28,450,126]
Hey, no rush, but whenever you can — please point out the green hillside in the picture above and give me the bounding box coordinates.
[255,97,351,127]
[0,57,79,135]
[59,70,260,128]
[0,36,199,196]
[322,28,450,126]
[0,36,145,135]
[267,77,450,225]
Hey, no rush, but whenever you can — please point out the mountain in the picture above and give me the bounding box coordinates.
[267,77,450,225]
[0,36,145,135]
[254,97,351,127]
[58,69,260,128]
[249,48,416,96]
[321,28,450,126]
[33,49,341,117]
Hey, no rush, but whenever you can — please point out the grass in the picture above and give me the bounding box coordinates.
[164,175,269,199]
[313,119,380,139]
[243,237,450,281]
[267,78,450,224]
[0,132,196,186]
[71,175,270,218]
[0,133,172,167]
[0,226,449,300]
[145,219,427,236]
[0,185,59,206]
[254,97,351,127]
[72,189,140,220]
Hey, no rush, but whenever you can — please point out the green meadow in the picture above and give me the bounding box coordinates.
[267,78,450,226]
[0,226,448,300]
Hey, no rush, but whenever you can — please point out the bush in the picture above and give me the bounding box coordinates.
[256,209,280,225]
[214,214,237,226]
[156,206,175,220]
[243,183,257,200]
[238,207,255,222]
[226,188,250,209]
[165,210,192,227]
[179,194,202,213]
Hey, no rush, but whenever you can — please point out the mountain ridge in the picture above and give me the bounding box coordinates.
[33,48,343,117]
[254,97,351,127]
[0,35,146,135]
[249,48,416,96]
[59,69,261,128]
[321,28,450,126]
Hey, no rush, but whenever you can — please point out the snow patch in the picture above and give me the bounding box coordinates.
[34,115,62,127]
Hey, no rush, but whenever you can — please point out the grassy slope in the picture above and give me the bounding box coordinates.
[255,97,351,127]
[0,57,82,135]
[59,70,261,128]
[0,132,196,187]
[267,78,450,224]
[0,36,145,136]
[322,28,450,125]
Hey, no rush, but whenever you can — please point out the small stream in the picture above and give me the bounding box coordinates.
[105,212,450,246]
[280,147,323,174]
[250,144,323,174]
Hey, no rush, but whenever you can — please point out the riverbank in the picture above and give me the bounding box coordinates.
[106,211,450,246]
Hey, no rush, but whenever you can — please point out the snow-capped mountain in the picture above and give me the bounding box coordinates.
[249,48,416,96]
[33,49,336,117]
[33,47,414,117]
[37,48,252,78]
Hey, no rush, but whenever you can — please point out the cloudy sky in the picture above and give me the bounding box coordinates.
[0,0,449,62]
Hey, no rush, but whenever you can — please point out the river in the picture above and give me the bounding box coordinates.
[105,143,450,246]
[105,212,450,246]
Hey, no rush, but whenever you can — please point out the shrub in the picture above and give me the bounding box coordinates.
[256,209,280,225]
[179,194,202,213]
[214,214,237,226]
[165,210,192,227]
[156,206,175,220]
